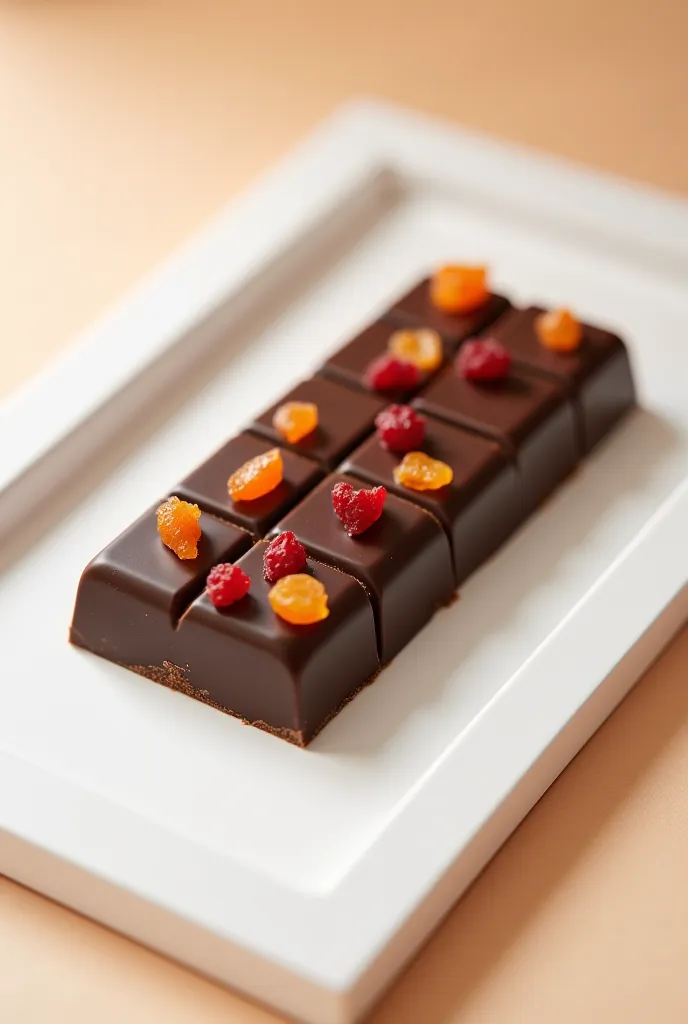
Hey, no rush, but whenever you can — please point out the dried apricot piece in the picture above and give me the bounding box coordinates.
[156,496,202,560]
[268,573,329,625]
[388,328,443,372]
[273,401,318,444]
[228,448,283,502]
[535,308,582,352]
[430,265,489,314]
[393,452,453,491]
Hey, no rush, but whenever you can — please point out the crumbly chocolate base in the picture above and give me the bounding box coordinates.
[129,659,382,748]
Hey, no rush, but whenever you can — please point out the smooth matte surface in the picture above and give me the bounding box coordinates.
[3,3,688,1023]
[388,280,511,353]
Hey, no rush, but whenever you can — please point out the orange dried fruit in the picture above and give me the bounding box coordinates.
[430,265,489,314]
[228,448,283,502]
[388,328,443,372]
[156,496,202,560]
[272,401,319,444]
[535,308,583,352]
[393,451,453,491]
[268,573,330,625]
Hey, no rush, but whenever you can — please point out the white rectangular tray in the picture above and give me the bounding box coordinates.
[1,100,687,1024]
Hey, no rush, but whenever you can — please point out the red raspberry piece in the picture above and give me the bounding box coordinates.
[332,481,386,536]
[375,404,426,452]
[206,563,251,607]
[364,354,421,392]
[456,338,511,381]
[263,531,307,583]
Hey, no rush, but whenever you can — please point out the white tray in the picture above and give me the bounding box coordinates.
[1,100,687,1024]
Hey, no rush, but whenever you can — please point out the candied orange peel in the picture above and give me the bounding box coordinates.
[272,401,319,444]
[393,451,453,491]
[535,308,582,352]
[228,448,283,502]
[430,265,489,314]
[156,496,202,560]
[388,328,443,372]
[268,573,330,625]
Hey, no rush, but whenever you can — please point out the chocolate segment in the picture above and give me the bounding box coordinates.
[273,474,455,662]
[250,376,385,471]
[413,367,578,515]
[177,543,379,745]
[174,432,323,537]
[341,415,521,584]
[69,504,251,666]
[387,278,511,354]
[320,318,431,400]
[486,306,636,452]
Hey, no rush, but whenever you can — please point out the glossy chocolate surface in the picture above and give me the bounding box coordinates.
[175,431,323,537]
[487,306,636,452]
[413,367,578,514]
[177,543,379,745]
[387,278,511,353]
[341,415,521,584]
[70,503,251,666]
[273,473,455,662]
[250,376,385,470]
[319,318,431,400]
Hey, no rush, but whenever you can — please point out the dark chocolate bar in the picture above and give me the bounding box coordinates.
[387,277,511,354]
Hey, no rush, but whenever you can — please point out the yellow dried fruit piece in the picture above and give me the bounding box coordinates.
[228,448,283,502]
[268,573,330,625]
[272,401,318,444]
[388,328,443,371]
[535,308,582,352]
[393,451,453,491]
[156,496,202,560]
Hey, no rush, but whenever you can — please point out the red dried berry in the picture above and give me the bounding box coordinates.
[263,531,307,583]
[332,481,386,536]
[364,354,421,392]
[206,563,251,607]
[455,338,511,381]
[375,404,426,452]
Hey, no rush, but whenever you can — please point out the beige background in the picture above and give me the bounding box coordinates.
[1,2,688,1021]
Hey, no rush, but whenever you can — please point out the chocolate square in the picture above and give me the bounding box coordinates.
[319,318,432,400]
[174,432,323,538]
[70,503,251,668]
[413,367,578,515]
[177,543,379,746]
[273,474,455,663]
[341,415,521,584]
[487,306,636,452]
[249,376,386,470]
[387,277,511,353]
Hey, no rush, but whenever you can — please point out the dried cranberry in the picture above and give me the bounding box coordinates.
[206,563,251,607]
[263,531,307,583]
[332,481,386,536]
[456,338,511,381]
[375,404,426,452]
[364,354,421,392]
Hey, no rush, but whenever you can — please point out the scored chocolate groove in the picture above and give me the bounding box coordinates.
[70,277,637,745]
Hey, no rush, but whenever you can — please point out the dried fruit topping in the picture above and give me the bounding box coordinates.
[332,480,386,536]
[375,404,426,452]
[364,353,421,393]
[430,265,489,314]
[456,338,511,381]
[263,531,307,583]
[393,452,453,491]
[156,496,202,560]
[535,308,583,352]
[206,563,251,607]
[268,573,329,625]
[228,448,283,502]
[388,328,443,372]
[272,401,319,444]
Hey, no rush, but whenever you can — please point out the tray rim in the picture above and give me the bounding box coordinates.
[2,100,688,1024]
